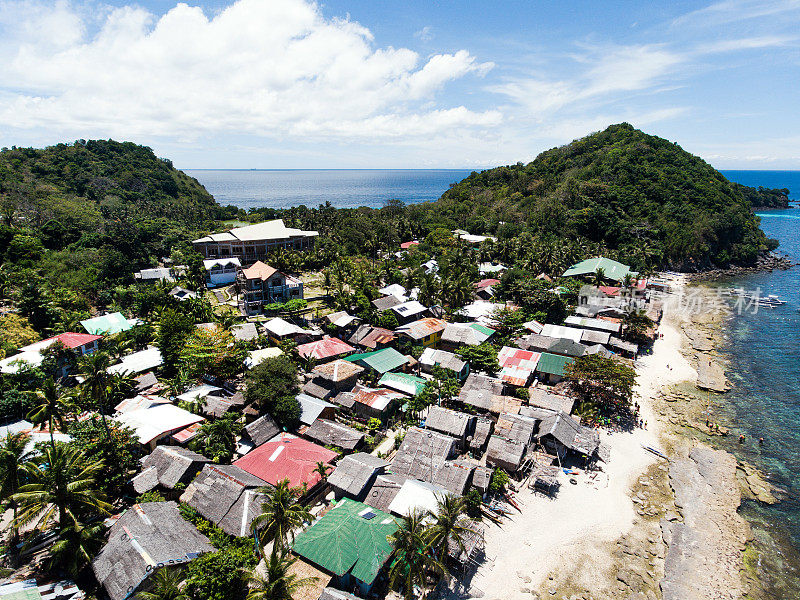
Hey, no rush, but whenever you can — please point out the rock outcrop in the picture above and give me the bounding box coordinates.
[660,446,750,600]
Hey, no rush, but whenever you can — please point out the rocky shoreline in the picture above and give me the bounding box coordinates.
[684,252,795,281]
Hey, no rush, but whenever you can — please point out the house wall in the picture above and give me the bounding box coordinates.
[195,236,315,264]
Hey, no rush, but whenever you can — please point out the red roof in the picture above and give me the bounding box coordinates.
[598,286,621,297]
[400,241,419,250]
[233,433,338,488]
[475,278,501,289]
[43,332,103,349]
[296,336,355,361]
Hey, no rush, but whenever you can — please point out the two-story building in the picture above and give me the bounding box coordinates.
[204,257,241,287]
[237,261,303,315]
[192,219,318,265]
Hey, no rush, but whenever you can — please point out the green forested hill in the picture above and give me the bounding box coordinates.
[0,140,221,307]
[426,123,782,269]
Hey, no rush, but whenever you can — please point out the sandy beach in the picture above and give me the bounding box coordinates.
[444,276,751,600]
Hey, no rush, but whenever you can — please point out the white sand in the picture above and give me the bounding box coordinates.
[460,284,695,600]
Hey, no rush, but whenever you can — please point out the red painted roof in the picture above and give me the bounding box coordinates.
[233,433,339,488]
[296,336,355,361]
[475,278,501,289]
[43,332,103,349]
[400,241,419,250]
[598,286,621,297]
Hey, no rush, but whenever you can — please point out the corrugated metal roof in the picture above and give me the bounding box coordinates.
[497,346,541,387]
[233,433,338,488]
[297,337,355,361]
[346,347,407,374]
[378,372,426,396]
[81,312,136,335]
[536,352,574,377]
[395,318,446,340]
[562,257,635,282]
[292,498,397,585]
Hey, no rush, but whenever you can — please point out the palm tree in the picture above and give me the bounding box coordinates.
[245,551,317,600]
[76,351,113,438]
[312,461,330,483]
[137,567,190,600]
[250,479,311,557]
[27,378,74,447]
[46,520,106,578]
[13,444,111,531]
[592,267,606,287]
[0,432,33,546]
[193,414,241,462]
[387,510,444,600]
[425,495,469,566]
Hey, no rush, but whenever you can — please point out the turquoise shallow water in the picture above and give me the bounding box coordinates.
[708,170,800,594]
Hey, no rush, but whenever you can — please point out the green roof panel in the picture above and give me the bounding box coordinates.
[345,348,407,374]
[80,312,136,335]
[536,352,574,377]
[378,372,427,396]
[292,498,398,585]
[562,257,636,282]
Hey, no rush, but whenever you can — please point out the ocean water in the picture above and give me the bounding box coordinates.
[184,169,473,210]
[709,170,800,594]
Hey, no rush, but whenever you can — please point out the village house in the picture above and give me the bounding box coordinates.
[263,317,318,344]
[535,352,575,384]
[419,347,469,381]
[113,402,204,450]
[0,332,102,375]
[233,432,338,489]
[296,393,337,426]
[333,386,405,420]
[345,347,410,376]
[562,256,636,283]
[92,501,213,600]
[296,337,355,365]
[180,464,268,537]
[327,453,390,501]
[192,219,318,263]
[377,372,427,397]
[497,346,541,387]
[439,322,495,351]
[237,414,280,455]
[303,419,364,451]
[168,286,197,301]
[80,312,138,335]
[391,300,429,324]
[371,294,403,313]
[132,446,210,495]
[425,406,476,448]
[457,373,522,415]
[347,325,396,350]
[204,257,241,287]
[292,498,398,596]
[395,317,447,348]
[134,267,174,282]
[303,359,364,400]
[237,261,304,315]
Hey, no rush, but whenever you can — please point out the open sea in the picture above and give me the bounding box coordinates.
[188,167,800,591]
[184,169,473,210]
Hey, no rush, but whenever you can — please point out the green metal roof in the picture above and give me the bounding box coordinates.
[292,498,398,585]
[345,348,407,374]
[562,257,636,282]
[80,312,136,335]
[536,352,574,377]
[468,323,495,337]
[378,372,427,396]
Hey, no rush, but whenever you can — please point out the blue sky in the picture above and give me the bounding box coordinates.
[0,0,798,168]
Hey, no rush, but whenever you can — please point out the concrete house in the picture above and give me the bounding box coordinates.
[193,219,318,263]
[237,261,303,315]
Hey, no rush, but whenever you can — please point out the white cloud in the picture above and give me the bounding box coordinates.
[674,0,800,26]
[414,26,434,42]
[695,35,797,54]
[0,0,495,142]
[491,44,684,117]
